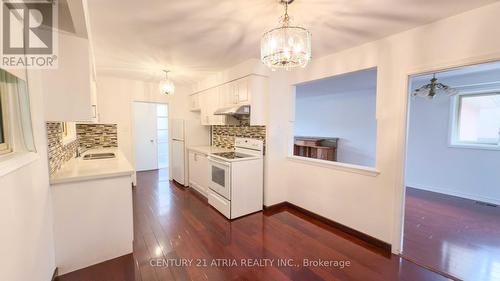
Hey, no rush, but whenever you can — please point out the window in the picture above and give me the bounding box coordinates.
[156,104,168,169]
[61,122,77,145]
[0,68,36,158]
[0,85,10,155]
[451,92,500,148]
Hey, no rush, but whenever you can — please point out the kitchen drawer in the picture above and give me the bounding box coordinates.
[208,189,231,218]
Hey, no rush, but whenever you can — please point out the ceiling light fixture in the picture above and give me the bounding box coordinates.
[159,70,175,95]
[261,0,312,71]
[412,74,458,99]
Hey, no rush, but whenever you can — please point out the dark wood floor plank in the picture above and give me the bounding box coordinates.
[403,187,500,281]
[58,170,454,281]
[56,254,135,281]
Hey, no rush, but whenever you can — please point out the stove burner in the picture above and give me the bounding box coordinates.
[212,152,250,160]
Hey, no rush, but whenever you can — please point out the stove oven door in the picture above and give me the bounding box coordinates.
[208,157,231,200]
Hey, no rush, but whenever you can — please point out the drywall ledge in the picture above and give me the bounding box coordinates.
[286,155,380,177]
[0,152,39,177]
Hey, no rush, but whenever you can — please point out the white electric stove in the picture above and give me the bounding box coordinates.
[207,138,264,219]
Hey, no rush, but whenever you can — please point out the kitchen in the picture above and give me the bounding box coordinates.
[2,1,500,281]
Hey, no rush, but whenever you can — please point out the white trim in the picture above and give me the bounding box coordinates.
[395,55,500,254]
[61,122,77,145]
[61,135,77,145]
[286,155,380,177]
[287,70,380,178]
[0,143,11,155]
[0,83,11,154]
[0,152,39,177]
[448,143,500,151]
[448,90,500,150]
[408,183,500,206]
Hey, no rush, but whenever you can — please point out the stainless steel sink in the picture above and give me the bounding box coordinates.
[82,152,116,160]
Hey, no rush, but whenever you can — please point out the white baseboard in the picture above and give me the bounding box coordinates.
[407,183,500,206]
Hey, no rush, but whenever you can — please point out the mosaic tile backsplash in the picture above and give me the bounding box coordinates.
[46,122,79,175]
[47,122,118,175]
[212,123,266,150]
[76,123,118,150]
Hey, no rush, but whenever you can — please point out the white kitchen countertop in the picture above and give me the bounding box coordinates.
[50,148,134,185]
[187,145,233,155]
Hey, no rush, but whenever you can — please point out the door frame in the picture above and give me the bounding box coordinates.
[131,100,169,172]
[393,54,500,254]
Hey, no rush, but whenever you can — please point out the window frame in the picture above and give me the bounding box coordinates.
[61,122,77,145]
[287,67,380,174]
[0,86,11,155]
[449,90,500,150]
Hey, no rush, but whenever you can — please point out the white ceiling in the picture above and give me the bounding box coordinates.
[87,0,499,85]
[411,61,500,90]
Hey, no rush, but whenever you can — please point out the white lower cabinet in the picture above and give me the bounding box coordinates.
[52,176,133,275]
[188,151,209,195]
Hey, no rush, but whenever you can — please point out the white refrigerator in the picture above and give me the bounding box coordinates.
[170,119,209,185]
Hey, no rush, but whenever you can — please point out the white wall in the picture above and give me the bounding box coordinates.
[406,79,500,205]
[274,1,500,252]
[0,70,56,281]
[189,1,500,253]
[294,89,377,167]
[96,76,199,169]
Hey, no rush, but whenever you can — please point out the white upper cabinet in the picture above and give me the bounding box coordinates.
[222,79,249,107]
[89,80,98,122]
[43,32,95,121]
[189,94,201,111]
[199,91,209,126]
[200,88,226,126]
[89,56,99,123]
[227,81,239,107]
[236,78,249,104]
[247,75,268,126]
[193,74,268,126]
[218,83,232,108]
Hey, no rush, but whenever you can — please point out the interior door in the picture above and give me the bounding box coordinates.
[133,102,158,171]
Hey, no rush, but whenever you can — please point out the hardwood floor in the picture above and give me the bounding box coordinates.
[56,254,135,281]
[403,187,500,281]
[58,170,451,281]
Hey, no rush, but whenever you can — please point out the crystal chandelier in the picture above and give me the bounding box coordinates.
[412,74,458,99]
[159,70,175,95]
[261,0,312,71]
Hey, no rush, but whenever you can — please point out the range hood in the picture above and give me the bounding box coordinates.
[214,105,250,116]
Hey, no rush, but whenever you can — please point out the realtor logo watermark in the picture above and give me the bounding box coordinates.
[1,0,58,68]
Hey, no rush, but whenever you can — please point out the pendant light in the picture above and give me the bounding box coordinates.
[412,74,458,99]
[159,70,175,95]
[261,0,312,71]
